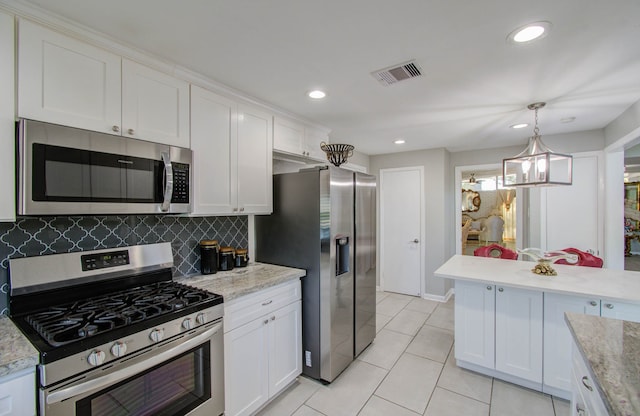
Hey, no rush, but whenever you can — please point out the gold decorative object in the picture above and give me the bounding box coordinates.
[320,142,354,167]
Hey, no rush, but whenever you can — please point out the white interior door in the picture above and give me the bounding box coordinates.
[380,167,423,296]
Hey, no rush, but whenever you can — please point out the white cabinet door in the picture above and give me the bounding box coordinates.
[190,85,237,215]
[0,11,15,222]
[237,104,273,214]
[0,368,36,416]
[273,116,304,156]
[268,300,302,395]
[600,299,640,323]
[454,281,495,368]
[18,19,122,134]
[543,293,600,396]
[122,59,190,147]
[224,318,270,416]
[304,127,329,162]
[543,153,601,254]
[495,286,543,383]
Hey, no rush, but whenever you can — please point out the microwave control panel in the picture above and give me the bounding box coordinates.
[171,163,190,203]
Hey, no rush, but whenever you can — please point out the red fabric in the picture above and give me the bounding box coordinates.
[473,244,518,260]
[554,247,603,268]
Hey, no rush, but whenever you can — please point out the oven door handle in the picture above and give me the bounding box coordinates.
[46,322,222,405]
[161,151,173,212]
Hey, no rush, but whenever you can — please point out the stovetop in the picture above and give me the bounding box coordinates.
[25,281,219,347]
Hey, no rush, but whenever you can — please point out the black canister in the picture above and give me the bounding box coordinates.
[199,240,219,275]
[235,248,249,268]
[218,247,235,271]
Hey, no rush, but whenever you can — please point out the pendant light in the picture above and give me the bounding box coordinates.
[503,102,573,187]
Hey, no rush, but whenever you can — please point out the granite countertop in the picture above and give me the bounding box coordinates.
[434,255,640,304]
[565,313,640,416]
[0,316,38,378]
[176,262,306,301]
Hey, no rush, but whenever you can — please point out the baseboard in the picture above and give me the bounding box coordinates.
[422,288,454,303]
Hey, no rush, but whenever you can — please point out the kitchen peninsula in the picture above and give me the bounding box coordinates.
[434,254,640,403]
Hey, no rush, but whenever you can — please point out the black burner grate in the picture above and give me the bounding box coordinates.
[26,282,215,347]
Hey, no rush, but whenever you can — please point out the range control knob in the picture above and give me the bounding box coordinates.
[196,313,207,325]
[182,318,193,330]
[149,328,164,343]
[87,350,106,366]
[110,341,127,357]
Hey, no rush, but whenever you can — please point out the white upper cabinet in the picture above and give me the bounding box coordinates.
[237,104,273,214]
[190,86,272,215]
[0,11,15,222]
[122,59,190,147]
[18,19,122,134]
[273,116,330,162]
[18,20,189,147]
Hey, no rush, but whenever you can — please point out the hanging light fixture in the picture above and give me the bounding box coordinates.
[502,102,572,187]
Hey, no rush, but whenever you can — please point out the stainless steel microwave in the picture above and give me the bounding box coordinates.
[17,119,192,215]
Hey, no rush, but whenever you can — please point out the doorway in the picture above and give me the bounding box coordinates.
[379,167,424,296]
[456,164,520,256]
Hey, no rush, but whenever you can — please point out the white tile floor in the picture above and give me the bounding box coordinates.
[257,291,571,416]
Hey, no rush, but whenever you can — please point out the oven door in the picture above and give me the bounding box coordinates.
[18,118,192,215]
[41,321,224,416]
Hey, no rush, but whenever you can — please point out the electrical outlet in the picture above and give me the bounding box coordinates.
[305,351,312,367]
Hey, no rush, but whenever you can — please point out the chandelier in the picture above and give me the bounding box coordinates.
[502,102,572,187]
[320,142,355,167]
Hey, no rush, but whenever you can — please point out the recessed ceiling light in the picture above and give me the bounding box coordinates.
[394,139,405,144]
[507,21,552,44]
[560,117,576,123]
[510,123,529,129]
[308,90,326,99]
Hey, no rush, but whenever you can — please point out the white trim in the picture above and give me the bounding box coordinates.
[379,166,425,297]
[422,288,454,303]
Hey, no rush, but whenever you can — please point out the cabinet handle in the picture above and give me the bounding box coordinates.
[127,128,135,135]
[240,207,245,212]
[262,300,273,306]
[112,125,120,132]
[498,287,504,292]
[263,319,269,325]
[575,404,586,416]
[605,303,614,309]
[486,286,492,291]
[589,301,598,307]
[233,207,238,212]
[581,376,593,391]
[271,316,275,321]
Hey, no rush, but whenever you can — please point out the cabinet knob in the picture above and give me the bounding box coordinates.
[127,128,135,135]
[271,316,275,321]
[605,303,614,309]
[486,286,492,291]
[589,300,598,307]
[240,207,245,212]
[581,376,593,391]
[498,287,504,292]
[575,404,586,416]
[263,319,269,325]
[233,207,238,212]
[112,125,120,132]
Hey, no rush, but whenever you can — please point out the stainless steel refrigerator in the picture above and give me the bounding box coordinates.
[255,166,376,383]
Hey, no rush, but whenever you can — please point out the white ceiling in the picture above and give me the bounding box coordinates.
[16,0,640,155]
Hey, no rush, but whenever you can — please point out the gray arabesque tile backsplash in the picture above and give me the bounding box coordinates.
[0,215,248,315]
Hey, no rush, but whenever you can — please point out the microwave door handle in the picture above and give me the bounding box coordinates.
[161,152,173,212]
[46,322,222,405]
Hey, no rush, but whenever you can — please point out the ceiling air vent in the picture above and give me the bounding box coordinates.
[372,60,423,86]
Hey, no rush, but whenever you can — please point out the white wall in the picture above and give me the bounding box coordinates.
[370,148,449,298]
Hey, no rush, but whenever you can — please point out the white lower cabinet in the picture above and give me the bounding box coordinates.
[543,293,600,398]
[0,368,36,416]
[571,342,608,416]
[224,280,302,416]
[455,281,543,385]
[600,299,640,322]
[495,286,543,383]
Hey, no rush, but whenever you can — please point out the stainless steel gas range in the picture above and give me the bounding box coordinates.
[8,242,224,416]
